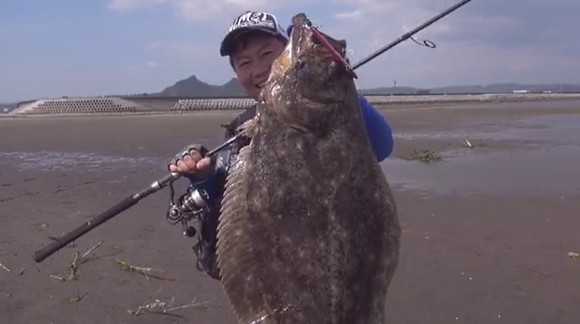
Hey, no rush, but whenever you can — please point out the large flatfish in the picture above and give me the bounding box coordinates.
[217,12,401,324]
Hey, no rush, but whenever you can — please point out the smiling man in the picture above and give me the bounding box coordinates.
[167,11,395,279]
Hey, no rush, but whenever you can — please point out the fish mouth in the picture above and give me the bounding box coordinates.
[271,13,356,81]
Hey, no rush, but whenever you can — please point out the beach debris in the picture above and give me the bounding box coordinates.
[68,240,103,280]
[0,262,10,272]
[115,258,164,280]
[127,297,210,316]
[67,252,82,280]
[460,271,473,281]
[568,251,579,259]
[49,274,66,281]
[48,240,104,281]
[68,288,88,304]
[403,148,442,163]
[461,138,473,148]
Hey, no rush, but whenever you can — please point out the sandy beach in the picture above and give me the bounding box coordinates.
[1,100,579,324]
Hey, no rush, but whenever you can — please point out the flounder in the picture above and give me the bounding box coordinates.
[217,12,401,324]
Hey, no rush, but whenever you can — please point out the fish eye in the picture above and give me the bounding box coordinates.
[297,59,306,69]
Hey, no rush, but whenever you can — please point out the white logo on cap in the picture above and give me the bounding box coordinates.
[229,11,275,32]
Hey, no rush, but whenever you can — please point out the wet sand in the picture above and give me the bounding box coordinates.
[1,101,579,323]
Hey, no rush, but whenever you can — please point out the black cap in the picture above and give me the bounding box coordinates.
[220,11,289,57]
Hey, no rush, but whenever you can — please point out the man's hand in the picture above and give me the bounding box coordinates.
[168,144,213,179]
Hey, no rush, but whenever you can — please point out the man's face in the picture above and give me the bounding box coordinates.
[230,32,287,100]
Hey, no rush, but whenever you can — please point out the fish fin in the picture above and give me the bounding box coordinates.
[235,114,260,139]
[216,145,256,322]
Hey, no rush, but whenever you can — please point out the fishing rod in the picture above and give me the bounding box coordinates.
[351,0,474,70]
[32,0,473,263]
[32,134,242,263]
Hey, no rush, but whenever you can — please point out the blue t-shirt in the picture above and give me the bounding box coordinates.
[357,94,394,161]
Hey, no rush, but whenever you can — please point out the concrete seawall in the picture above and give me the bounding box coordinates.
[3,93,580,117]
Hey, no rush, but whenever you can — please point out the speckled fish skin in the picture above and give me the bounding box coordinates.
[217,13,401,324]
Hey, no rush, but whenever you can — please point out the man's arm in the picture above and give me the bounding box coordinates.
[184,105,257,193]
[184,146,233,201]
[358,94,394,162]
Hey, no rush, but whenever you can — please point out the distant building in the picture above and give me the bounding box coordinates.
[513,89,528,93]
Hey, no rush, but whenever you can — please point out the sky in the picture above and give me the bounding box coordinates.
[1,0,579,102]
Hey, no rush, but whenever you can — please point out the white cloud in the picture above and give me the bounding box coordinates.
[108,0,303,22]
[146,61,158,68]
[334,10,364,21]
[111,0,580,88]
[350,39,580,89]
[108,0,225,21]
[107,0,169,11]
[320,0,580,87]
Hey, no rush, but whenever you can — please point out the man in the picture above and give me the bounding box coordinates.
[168,11,394,280]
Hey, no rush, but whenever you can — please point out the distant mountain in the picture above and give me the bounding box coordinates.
[361,83,580,95]
[157,75,580,97]
[14,76,577,102]
[429,83,580,94]
[158,74,246,97]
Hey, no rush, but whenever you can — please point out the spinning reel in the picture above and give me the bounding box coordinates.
[166,181,211,238]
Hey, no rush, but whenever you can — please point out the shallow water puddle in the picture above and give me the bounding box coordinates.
[0,151,164,172]
[382,145,580,197]
[395,114,580,144]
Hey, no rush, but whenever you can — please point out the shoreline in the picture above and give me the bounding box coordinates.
[3,93,580,118]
